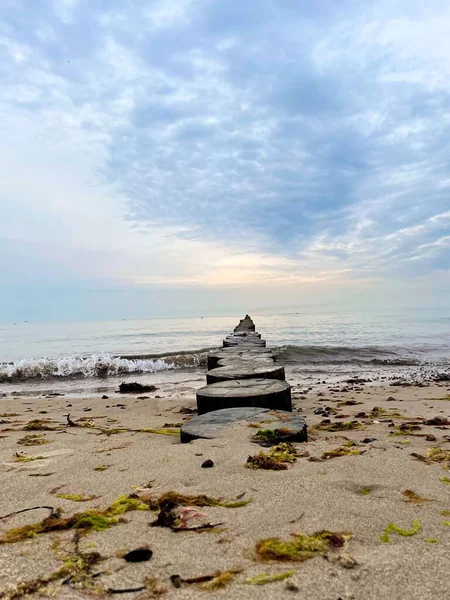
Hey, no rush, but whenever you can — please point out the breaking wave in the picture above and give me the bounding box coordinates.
[1,344,447,382]
[0,350,209,382]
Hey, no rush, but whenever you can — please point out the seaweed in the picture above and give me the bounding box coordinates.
[17,434,49,446]
[443,521,450,527]
[0,546,104,599]
[55,494,100,502]
[321,446,364,460]
[370,407,404,419]
[251,428,298,446]
[151,492,249,530]
[402,490,433,504]
[0,495,150,544]
[12,453,46,463]
[93,465,108,471]
[424,538,439,543]
[439,476,450,485]
[140,428,180,436]
[426,447,450,465]
[360,487,371,496]
[441,510,450,516]
[151,491,252,510]
[246,443,298,470]
[380,519,420,543]
[245,571,295,585]
[171,568,242,590]
[23,420,56,431]
[389,424,423,437]
[0,531,106,599]
[313,421,364,433]
[255,531,350,562]
[199,568,242,590]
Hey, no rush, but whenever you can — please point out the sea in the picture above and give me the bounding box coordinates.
[1,308,449,395]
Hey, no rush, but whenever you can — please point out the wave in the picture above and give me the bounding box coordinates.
[1,344,447,382]
[275,345,429,366]
[0,350,209,382]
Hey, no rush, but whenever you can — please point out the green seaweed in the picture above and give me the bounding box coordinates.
[0,548,104,599]
[360,487,371,496]
[443,521,450,527]
[252,428,297,446]
[17,434,49,446]
[246,442,298,470]
[199,568,242,590]
[255,531,350,562]
[93,465,108,471]
[140,428,180,436]
[426,447,450,465]
[424,538,439,543]
[380,519,420,543]
[12,453,45,463]
[322,446,363,460]
[23,420,56,431]
[370,407,404,419]
[313,421,364,433]
[152,491,252,510]
[389,424,422,437]
[55,494,100,502]
[245,571,295,585]
[439,476,450,485]
[0,495,150,544]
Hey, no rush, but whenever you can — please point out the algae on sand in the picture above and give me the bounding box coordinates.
[255,531,351,562]
[312,421,364,433]
[12,453,46,463]
[245,571,295,585]
[23,420,57,431]
[246,442,298,470]
[402,490,433,505]
[0,495,149,544]
[322,446,364,460]
[380,519,420,543]
[17,434,49,447]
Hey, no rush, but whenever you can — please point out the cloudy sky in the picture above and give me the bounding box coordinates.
[1,0,450,321]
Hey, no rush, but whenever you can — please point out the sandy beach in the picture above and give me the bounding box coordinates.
[1,365,450,599]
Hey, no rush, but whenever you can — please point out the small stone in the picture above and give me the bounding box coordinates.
[426,434,437,441]
[386,396,396,401]
[102,395,109,399]
[201,459,214,468]
[123,547,153,562]
[362,438,377,444]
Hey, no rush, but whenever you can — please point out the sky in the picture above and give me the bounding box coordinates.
[1,0,450,321]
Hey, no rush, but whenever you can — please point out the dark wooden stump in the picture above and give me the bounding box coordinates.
[223,336,266,348]
[196,379,292,415]
[181,406,307,443]
[206,363,285,384]
[207,348,275,370]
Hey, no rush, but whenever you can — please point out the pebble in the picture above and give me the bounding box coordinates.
[201,459,214,468]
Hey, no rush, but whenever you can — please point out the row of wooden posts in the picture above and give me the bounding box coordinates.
[195,315,292,415]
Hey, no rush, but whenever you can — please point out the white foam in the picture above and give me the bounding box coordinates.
[0,352,176,381]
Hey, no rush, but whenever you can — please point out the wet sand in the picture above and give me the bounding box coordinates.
[1,367,450,599]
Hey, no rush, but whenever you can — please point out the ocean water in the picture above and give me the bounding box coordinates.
[1,308,449,388]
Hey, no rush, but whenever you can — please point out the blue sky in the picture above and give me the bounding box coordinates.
[1,0,450,320]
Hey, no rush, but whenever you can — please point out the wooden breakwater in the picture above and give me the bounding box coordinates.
[180,316,307,443]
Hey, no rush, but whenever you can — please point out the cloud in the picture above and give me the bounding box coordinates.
[0,0,449,319]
